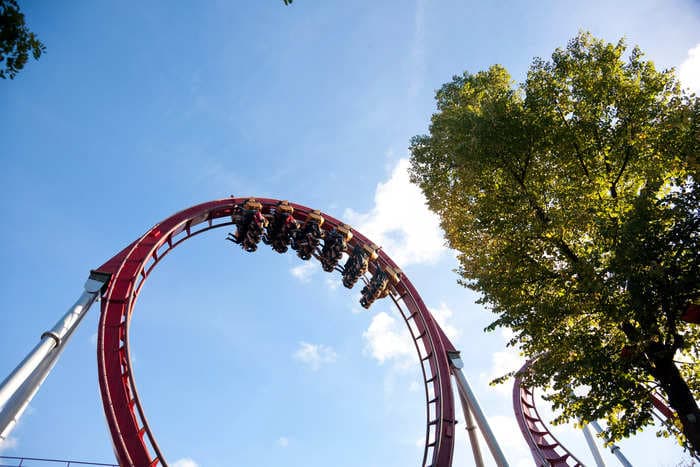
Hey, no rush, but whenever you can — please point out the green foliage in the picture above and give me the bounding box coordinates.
[0,0,45,79]
[409,32,700,451]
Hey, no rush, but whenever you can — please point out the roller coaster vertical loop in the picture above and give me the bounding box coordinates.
[92,197,460,466]
[6,195,691,465]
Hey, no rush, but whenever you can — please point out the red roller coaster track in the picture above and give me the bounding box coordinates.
[512,360,585,467]
[513,358,686,466]
[3,196,694,465]
[93,197,459,466]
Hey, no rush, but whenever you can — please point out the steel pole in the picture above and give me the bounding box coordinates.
[458,389,485,467]
[590,421,633,467]
[0,347,59,441]
[0,339,56,411]
[582,423,606,467]
[0,274,107,442]
[448,352,509,467]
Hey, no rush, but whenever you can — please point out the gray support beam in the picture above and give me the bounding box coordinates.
[458,390,485,467]
[0,274,107,442]
[590,421,633,467]
[582,423,606,467]
[0,345,60,441]
[449,351,509,467]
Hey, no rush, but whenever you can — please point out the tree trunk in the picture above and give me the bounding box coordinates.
[650,350,700,455]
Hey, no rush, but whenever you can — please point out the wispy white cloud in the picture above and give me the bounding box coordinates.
[0,436,18,454]
[480,333,524,396]
[485,415,533,466]
[414,436,424,448]
[90,332,98,346]
[344,158,446,267]
[429,302,460,341]
[447,410,532,466]
[678,43,700,94]
[363,302,461,370]
[363,311,413,365]
[277,436,290,448]
[171,458,198,467]
[290,261,317,283]
[479,347,525,394]
[293,342,337,371]
[325,277,339,291]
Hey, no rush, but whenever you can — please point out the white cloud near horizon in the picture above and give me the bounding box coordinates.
[293,341,337,371]
[678,43,700,94]
[344,158,447,267]
[171,458,198,467]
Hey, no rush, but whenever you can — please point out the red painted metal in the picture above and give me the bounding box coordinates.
[682,303,700,324]
[650,393,675,420]
[513,360,584,466]
[513,359,683,466]
[94,197,458,466]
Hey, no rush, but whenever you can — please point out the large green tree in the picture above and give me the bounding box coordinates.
[0,0,44,79]
[409,32,700,453]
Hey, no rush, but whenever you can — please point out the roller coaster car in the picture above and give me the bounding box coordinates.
[383,265,402,285]
[275,200,294,215]
[360,268,390,309]
[319,224,353,272]
[228,199,268,252]
[263,201,299,254]
[342,243,377,289]
[242,198,263,211]
[292,210,325,260]
[305,209,325,228]
[335,223,353,242]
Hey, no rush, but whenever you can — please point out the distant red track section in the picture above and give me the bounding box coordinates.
[513,360,584,467]
[94,198,458,466]
[513,359,679,466]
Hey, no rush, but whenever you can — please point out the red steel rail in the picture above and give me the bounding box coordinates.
[93,197,457,466]
[512,360,584,467]
[513,359,684,466]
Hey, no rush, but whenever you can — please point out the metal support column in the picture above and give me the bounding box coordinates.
[0,272,109,442]
[448,351,509,467]
[458,389,485,467]
[590,421,633,467]
[582,423,606,467]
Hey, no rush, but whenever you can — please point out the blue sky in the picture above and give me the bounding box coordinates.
[1,1,699,466]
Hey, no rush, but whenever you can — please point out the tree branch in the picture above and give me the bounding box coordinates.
[555,104,593,183]
[610,144,632,199]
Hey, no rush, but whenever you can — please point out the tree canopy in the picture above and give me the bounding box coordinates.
[409,32,700,453]
[0,0,44,79]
